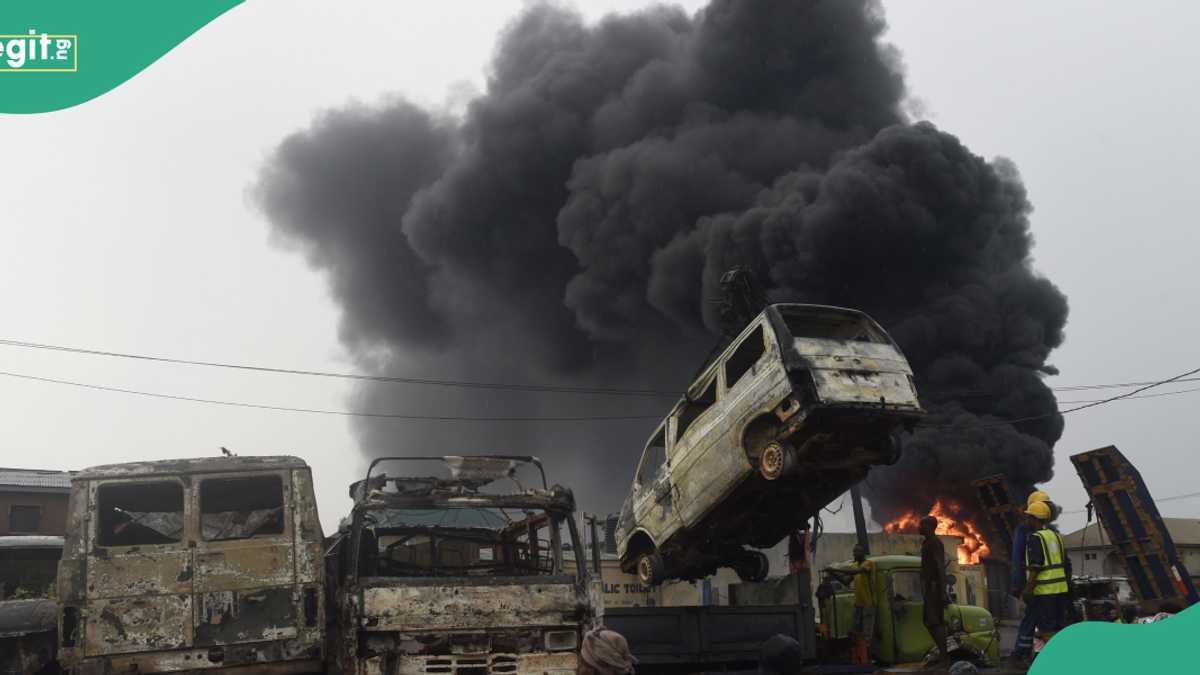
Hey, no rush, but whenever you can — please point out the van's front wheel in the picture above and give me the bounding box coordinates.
[636,550,666,586]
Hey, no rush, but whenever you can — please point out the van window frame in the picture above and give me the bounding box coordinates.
[91,477,189,549]
[197,470,291,543]
[673,372,719,448]
[723,321,769,392]
[634,424,669,489]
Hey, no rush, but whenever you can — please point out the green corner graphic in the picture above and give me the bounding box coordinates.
[0,1,244,114]
[1031,603,1198,674]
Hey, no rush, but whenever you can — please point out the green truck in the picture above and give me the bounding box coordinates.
[819,555,1000,665]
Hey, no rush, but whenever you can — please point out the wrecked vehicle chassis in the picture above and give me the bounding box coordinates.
[56,456,326,675]
[328,456,593,675]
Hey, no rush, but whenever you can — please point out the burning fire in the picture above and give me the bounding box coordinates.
[884,499,991,565]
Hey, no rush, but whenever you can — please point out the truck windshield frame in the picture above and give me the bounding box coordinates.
[347,493,587,583]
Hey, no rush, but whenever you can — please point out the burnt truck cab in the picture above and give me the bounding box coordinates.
[328,456,594,675]
[618,304,923,584]
[56,456,326,675]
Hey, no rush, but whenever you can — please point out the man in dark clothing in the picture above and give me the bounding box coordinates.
[919,515,949,664]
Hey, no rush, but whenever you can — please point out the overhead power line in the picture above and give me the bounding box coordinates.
[0,338,679,398]
[5,336,1197,400]
[919,365,1200,430]
[0,369,662,423]
[1055,385,1200,405]
[1061,489,1200,516]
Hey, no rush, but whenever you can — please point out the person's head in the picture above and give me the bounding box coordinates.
[1120,605,1138,624]
[1025,501,1052,525]
[580,628,636,675]
[758,634,805,675]
[853,544,866,563]
[1026,490,1050,508]
[919,515,938,538]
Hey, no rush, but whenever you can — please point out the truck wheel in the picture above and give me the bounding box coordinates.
[636,550,666,586]
[759,441,793,480]
[736,551,770,582]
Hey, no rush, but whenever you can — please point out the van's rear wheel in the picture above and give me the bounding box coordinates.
[759,441,792,480]
[636,550,666,586]
[735,550,770,582]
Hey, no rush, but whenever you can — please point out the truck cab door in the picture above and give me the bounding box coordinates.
[84,478,193,657]
[884,569,936,664]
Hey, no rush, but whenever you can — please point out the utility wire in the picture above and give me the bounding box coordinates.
[1060,489,1200,516]
[919,365,1200,430]
[2,335,1194,399]
[1055,385,1200,406]
[0,369,662,422]
[0,338,680,398]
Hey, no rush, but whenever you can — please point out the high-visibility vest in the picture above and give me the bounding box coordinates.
[1026,528,1069,595]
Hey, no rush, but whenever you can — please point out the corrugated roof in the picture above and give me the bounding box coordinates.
[0,468,72,491]
[1063,518,1200,548]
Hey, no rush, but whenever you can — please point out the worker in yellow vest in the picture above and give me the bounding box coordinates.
[1011,500,1072,662]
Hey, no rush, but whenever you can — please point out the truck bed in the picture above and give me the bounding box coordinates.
[603,603,816,668]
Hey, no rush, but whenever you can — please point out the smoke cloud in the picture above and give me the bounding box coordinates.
[254,0,1067,522]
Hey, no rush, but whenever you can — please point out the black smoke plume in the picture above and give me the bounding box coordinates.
[254,0,1067,523]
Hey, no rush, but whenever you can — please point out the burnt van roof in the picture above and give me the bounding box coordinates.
[75,455,309,480]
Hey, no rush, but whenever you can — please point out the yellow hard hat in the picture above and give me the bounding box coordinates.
[1027,490,1050,507]
[1026,501,1052,520]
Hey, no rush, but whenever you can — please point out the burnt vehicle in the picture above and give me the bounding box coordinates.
[56,456,326,675]
[617,304,923,585]
[327,456,594,675]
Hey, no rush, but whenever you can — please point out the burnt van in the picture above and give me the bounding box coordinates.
[617,304,924,585]
[56,456,325,675]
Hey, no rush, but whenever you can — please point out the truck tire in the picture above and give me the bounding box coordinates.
[735,550,770,582]
[636,550,666,586]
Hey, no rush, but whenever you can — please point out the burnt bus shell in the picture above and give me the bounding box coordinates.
[57,456,325,675]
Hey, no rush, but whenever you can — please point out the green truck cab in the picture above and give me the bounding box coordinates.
[819,555,999,665]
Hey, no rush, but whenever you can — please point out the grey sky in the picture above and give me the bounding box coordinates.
[0,1,1196,535]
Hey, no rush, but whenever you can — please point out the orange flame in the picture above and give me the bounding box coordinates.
[883,498,991,565]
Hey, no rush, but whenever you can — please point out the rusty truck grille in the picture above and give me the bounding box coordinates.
[413,653,519,674]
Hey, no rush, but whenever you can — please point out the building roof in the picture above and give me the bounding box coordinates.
[1063,518,1200,549]
[0,468,72,492]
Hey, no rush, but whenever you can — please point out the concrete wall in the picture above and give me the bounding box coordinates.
[0,491,68,536]
[1069,545,1200,587]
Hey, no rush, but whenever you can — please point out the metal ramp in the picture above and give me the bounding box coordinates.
[1070,445,1199,611]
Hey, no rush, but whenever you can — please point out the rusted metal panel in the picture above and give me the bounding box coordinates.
[195,544,295,590]
[85,593,192,656]
[194,587,298,646]
[391,651,577,674]
[88,549,194,597]
[361,582,578,632]
[970,474,1025,558]
[76,456,310,481]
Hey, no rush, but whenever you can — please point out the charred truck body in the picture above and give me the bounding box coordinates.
[618,304,923,584]
[328,456,593,675]
[57,456,326,675]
